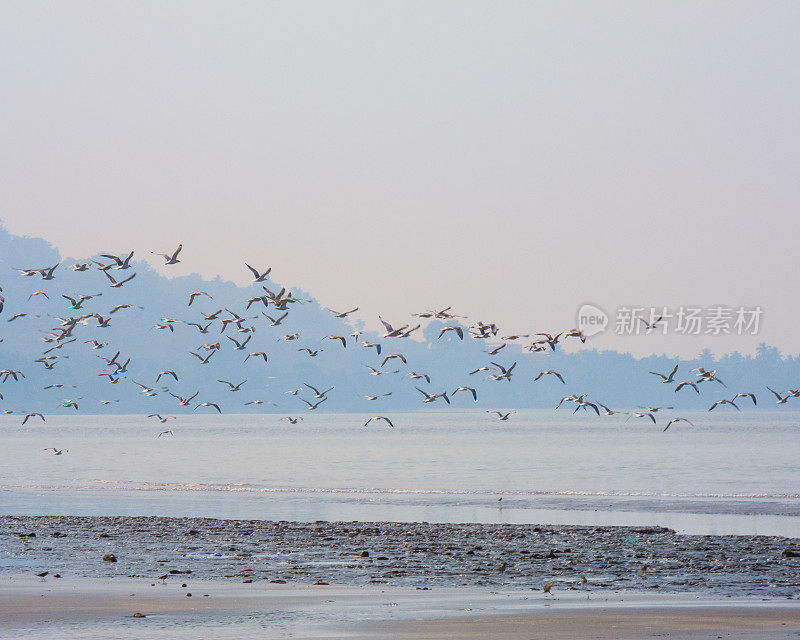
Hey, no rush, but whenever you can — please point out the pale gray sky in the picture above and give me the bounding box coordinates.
[1,2,799,356]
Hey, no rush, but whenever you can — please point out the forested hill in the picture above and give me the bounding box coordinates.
[1,225,798,416]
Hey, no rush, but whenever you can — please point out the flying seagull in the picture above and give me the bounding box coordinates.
[152,244,182,265]
[365,416,394,429]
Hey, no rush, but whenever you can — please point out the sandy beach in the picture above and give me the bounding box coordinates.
[1,575,799,639]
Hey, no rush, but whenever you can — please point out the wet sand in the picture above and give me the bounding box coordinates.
[365,606,800,639]
[1,576,799,639]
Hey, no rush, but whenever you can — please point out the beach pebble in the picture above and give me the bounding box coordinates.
[186,593,192,597]
[102,553,117,562]
[782,549,800,558]
[132,612,146,618]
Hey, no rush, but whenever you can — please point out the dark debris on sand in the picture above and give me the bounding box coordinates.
[1,516,798,597]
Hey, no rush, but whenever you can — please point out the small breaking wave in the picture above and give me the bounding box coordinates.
[1,482,798,501]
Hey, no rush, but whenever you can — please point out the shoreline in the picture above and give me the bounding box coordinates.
[3,488,800,537]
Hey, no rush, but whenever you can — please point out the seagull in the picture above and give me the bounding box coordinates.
[486,410,515,421]
[663,417,694,432]
[22,413,46,425]
[156,371,179,383]
[1,369,26,382]
[573,400,600,416]
[190,350,215,364]
[152,244,182,265]
[626,412,656,424]
[327,307,358,318]
[282,416,303,424]
[157,430,175,437]
[62,293,100,309]
[381,353,406,367]
[169,391,199,406]
[453,386,478,401]
[361,341,382,355]
[675,381,700,394]
[709,399,739,412]
[438,326,464,340]
[378,316,408,338]
[186,321,213,333]
[218,379,247,392]
[195,402,222,413]
[365,416,394,429]
[148,414,175,423]
[299,397,327,410]
[485,343,506,355]
[103,270,136,288]
[564,329,587,343]
[693,368,726,387]
[534,332,563,351]
[731,392,757,406]
[188,291,212,306]
[109,304,132,314]
[489,361,516,382]
[244,351,269,363]
[323,335,347,348]
[304,383,333,399]
[363,393,392,400]
[263,312,288,326]
[534,370,565,384]
[469,366,491,375]
[766,386,790,404]
[555,395,587,409]
[364,365,387,376]
[649,364,678,383]
[43,447,68,455]
[226,335,251,350]
[28,291,49,301]
[416,387,450,404]
[245,263,271,281]
[39,263,59,280]
[298,348,323,357]
[61,400,79,410]
[638,406,673,413]
[639,316,664,331]
[100,250,135,269]
[408,372,431,383]
[597,403,619,416]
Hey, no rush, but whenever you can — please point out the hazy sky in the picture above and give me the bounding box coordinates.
[1,2,799,357]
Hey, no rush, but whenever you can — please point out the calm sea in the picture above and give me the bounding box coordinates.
[1,410,798,537]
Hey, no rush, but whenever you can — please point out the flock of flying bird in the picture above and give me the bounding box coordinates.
[0,243,797,453]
